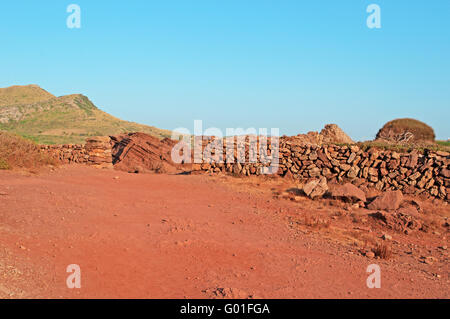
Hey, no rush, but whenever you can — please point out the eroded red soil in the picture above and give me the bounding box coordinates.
[0,166,448,298]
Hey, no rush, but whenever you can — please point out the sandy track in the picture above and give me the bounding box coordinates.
[0,166,448,298]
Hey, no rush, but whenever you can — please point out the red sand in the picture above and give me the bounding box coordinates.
[0,165,448,298]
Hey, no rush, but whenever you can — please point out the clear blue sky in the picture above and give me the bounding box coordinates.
[1,0,449,140]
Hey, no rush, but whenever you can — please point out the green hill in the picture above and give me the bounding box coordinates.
[0,84,55,107]
[0,85,173,144]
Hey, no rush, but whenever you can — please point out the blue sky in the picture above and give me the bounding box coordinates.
[0,0,449,140]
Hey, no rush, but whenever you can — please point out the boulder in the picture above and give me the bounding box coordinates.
[367,190,403,211]
[303,176,328,199]
[328,183,366,203]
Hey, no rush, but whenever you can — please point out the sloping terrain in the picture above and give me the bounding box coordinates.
[0,131,56,170]
[0,85,173,144]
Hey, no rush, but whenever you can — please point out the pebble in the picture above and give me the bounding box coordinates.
[366,251,375,258]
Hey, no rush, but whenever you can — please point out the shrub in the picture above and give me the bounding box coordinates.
[376,118,435,143]
[373,242,392,260]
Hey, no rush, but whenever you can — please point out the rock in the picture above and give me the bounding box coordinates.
[308,152,318,161]
[406,151,419,168]
[396,206,419,217]
[347,166,360,179]
[421,256,435,265]
[308,166,321,177]
[303,176,328,199]
[436,151,449,156]
[370,210,422,234]
[367,190,403,211]
[203,287,253,299]
[328,183,366,203]
[366,251,375,258]
[381,234,392,241]
[440,168,450,179]
[368,167,378,176]
[232,163,242,175]
[347,152,356,164]
[391,152,400,159]
[409,171,421,181]
[111,133,182,173]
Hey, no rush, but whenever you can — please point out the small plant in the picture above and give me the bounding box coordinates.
[303,214,331,229]
[0,157,9,169]
[374,242,392,260]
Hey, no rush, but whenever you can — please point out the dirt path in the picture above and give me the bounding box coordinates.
[0,166,448,298]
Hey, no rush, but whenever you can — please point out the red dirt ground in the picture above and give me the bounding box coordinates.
[0,165,448,298]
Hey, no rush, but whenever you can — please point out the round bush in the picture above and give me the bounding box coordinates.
[376,118,435,143]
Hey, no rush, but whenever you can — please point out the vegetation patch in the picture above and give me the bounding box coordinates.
[0,86,174,144]
[376,118,435,143]
[0,131,57,170]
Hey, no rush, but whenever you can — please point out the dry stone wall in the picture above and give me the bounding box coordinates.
[40,136,112,168]
[40,144,88,164]
[40,134,449,201]
[194,137,450,201]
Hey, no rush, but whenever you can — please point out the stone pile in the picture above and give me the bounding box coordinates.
[84,136,113,168]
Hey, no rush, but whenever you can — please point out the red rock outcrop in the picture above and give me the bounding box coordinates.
[110,132,184,174]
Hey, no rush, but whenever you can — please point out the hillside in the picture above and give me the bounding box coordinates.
[0,85,173,144]
[0,131,57,170]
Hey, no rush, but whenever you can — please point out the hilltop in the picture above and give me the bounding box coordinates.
[0,85,173,144]
[0,84,54,107]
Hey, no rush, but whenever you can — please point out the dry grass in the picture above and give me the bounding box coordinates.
[355,140,450,153]
[374,242,392,260]
[303,213,331,229]
[0,131,57,170]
